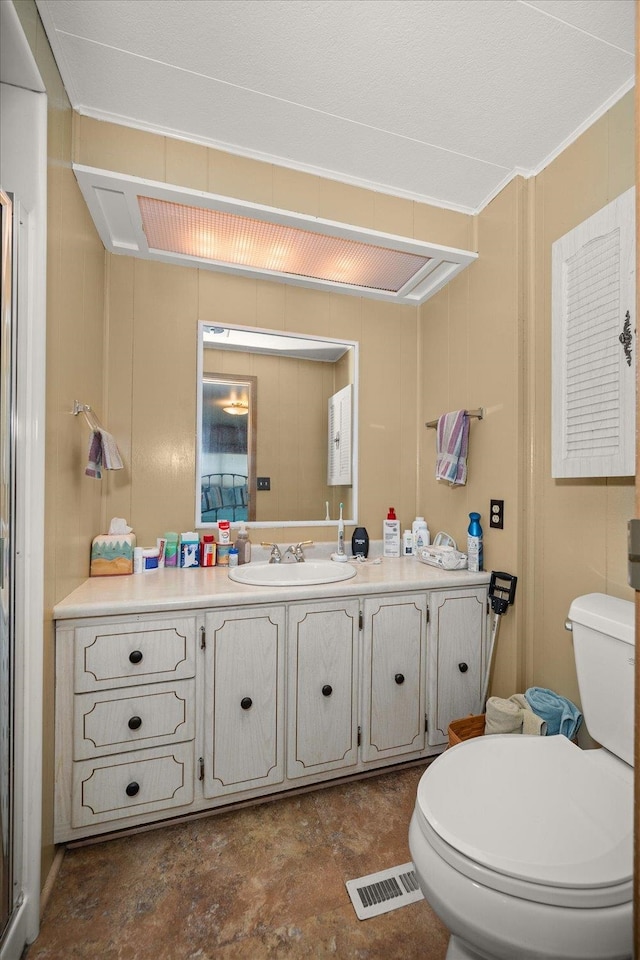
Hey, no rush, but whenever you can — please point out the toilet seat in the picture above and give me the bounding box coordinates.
[416,734,632,909]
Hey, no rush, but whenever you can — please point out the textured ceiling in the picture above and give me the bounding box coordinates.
[36,0,635,213]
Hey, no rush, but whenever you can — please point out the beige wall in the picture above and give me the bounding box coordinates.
[528,92,635,708]
[14,0,107,880]
[73,115,471,547]
[418,177,526,698]
[419,90,635,711]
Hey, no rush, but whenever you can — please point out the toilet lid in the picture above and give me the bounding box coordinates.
[417,735,632,891]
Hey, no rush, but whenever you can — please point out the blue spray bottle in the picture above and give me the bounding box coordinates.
[467,512,483,572]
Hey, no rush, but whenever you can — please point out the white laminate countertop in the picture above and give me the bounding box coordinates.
[53,558,491,620]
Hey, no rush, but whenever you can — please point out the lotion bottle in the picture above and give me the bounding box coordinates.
[412,516,430,551]
[383,507,401,557]
[235,525,251,564]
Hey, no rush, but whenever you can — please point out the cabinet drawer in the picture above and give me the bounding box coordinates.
[73,679,195,760]
[72,742,194,828]
[74,618,197,691]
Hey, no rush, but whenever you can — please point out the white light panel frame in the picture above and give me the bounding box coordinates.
[73,164,477,305]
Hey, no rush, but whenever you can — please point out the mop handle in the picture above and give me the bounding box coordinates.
[481,571,518,710]
[481,612,502,709]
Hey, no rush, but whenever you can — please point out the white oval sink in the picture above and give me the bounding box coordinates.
[228,560,356,587]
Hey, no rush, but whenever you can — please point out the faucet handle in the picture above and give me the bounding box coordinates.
[260,542,282,562]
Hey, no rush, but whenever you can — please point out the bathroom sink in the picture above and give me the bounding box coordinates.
[228,560,356,587]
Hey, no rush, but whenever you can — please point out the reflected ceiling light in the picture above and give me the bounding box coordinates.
[223,401,249,416]
[72,165,478,305]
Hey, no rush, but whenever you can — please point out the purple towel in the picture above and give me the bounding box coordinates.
[85,430,103,479]
[435,410,469,485]
[85,429,124,479]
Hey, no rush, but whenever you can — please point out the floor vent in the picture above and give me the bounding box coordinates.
[345,862,424,920]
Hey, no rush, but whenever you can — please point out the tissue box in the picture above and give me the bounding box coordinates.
[90,533,136,576]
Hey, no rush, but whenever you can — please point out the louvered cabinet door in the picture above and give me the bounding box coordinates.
[287,599,360,779]
[552,186,635,478]
[204,606,286,798]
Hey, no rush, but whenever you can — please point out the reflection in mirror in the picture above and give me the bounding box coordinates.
[199,373,257,524]
[197,323,358,528]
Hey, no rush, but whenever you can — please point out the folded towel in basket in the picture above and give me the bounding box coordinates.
[524,687,582,739]
[435,410,469,486]
[484,695,547,736]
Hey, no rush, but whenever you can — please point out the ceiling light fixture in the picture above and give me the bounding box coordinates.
[223,401,249,416]
[72,165,478,305]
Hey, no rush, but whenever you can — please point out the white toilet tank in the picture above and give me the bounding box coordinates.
[568,593,634,767]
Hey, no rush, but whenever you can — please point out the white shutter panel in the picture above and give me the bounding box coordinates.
[327,385,352,486]
[552,187,635,478]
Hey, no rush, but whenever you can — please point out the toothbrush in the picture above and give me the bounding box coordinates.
[338,502,345,556]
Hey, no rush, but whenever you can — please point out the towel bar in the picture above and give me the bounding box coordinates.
[73,400,104,433]
[425,407,484,429]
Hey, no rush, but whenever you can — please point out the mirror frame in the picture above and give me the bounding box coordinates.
[196,321,359,529]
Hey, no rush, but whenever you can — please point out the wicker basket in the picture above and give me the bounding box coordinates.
[447,714,485,748]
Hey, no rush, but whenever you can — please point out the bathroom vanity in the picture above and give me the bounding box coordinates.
[53,560,490,842]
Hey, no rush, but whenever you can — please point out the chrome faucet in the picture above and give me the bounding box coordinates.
[283,541,313,563]
[261,542,282,564]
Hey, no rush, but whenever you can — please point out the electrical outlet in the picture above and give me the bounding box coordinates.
[257,477,271,491]
[490,499,504,529]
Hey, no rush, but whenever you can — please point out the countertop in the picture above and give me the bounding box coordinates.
[53,555,491,620]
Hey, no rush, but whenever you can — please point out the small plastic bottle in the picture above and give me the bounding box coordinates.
[351,526,369,558]
[228,547,239,568]
[201,534,216,567]
[235,525,251,564]
[467,513,483,572]
[164,532,179,568]
[403,530,414,556]
[412,516,430,551]
[383,507,401,558]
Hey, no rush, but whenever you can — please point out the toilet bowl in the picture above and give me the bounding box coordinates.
[409,593,634,960]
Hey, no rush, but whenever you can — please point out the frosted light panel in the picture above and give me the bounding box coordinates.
[138,196,429,292]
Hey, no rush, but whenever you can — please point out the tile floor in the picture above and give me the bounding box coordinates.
[25,764,450,959]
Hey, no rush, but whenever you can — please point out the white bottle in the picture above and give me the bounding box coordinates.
[402,530,414,556]
[383,507,401,558]
[412,516,430,551]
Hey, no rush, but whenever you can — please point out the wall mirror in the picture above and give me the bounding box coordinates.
[196,322,358,528]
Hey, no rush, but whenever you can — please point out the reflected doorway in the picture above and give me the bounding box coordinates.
[199,374,257,524]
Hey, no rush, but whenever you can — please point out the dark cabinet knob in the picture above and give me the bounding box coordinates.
[458,662,469,673]
[394,673,405,685]
[241,697,253,710]
[125,781,140,797]
[128,716,142,730]
[129,650,143,664]
[322,684,333,697]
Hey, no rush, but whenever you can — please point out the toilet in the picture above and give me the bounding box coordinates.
[409,593,634,960]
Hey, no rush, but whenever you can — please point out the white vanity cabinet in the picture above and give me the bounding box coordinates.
[427,586,488,746]
[54,574,490,842]
[203,605,286,798]
[286,599,360,780]
[55,615,198,840]
[360,593,428,764]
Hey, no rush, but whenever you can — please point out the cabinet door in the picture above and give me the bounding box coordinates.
[361,594,427,763]
[204,606,285,798]
[427,588,487,746]
[287,600,360,779]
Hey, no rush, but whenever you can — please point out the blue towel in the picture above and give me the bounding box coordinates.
[524,687,582,740]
